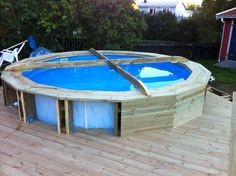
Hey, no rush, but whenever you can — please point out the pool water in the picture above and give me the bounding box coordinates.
[23,62,190,91]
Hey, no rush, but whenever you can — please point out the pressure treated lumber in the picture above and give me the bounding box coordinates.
[1,51,210,102]
[65,100,73,134]
[0,90,232,176]
[230,92,236,176]
[2,80,7,106]
[89,48,151,96]
[1,50,211,136]
[16,91,24,121]
[20,92,36,124]
[113,103,120,136]
[55,99,73,134]
[5,60,107,71]
[2,82,17,106]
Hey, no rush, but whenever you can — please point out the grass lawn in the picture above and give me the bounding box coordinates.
[193,59,236,95]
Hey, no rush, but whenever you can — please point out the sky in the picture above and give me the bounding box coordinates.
[135,0,203,6]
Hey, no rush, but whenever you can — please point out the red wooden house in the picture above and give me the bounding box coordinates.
[216,7,236,62]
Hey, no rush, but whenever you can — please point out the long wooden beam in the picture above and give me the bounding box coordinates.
[89,48,151,96]
[5,53,186,72]
[230,92,236,176]
[5,60,107,71]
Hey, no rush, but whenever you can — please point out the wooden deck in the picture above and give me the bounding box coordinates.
[0,88,232,176]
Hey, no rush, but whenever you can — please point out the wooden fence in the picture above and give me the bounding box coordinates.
[1,36,219,60]
[134,41,219,60]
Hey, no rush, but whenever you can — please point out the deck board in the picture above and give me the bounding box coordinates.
[0,88,232,176]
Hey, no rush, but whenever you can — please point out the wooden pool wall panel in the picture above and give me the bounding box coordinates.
[120,87,206,136]
[1,51,211,136]
[120,95,175,136]
[56,99,73,134]
[2,81,17,107]
[174,86,205,128]
[4,88,37,123]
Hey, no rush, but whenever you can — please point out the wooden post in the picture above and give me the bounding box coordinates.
[16,91,24,121]
[56,99,62,134]
[230,92,236,176]
[114,103,119,136]
[56,99,72,134]
[20,92,36,123]
[65,100,73,134]
[2,80,7,106]
[114,103,121,136]
[3,82,17,106]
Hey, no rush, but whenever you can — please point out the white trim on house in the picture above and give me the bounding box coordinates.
[216,7,236,19]
[226,20,234,60]
[218,20,225,62]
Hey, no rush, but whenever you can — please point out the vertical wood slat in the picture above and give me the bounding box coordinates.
[65,100,72,134]
[56,99,73,134]
[230,92,236,176]
[56,99,62,134]
[114,103,119,136]
[20,92,36,124]
[16,91,24,121]
[2,80,7,106]
[21,92,27,123]
[2,82,17,106]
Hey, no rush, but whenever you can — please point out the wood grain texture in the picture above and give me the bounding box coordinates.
[20,92,36,124]
[0,89,231,176]
[65,100,73,134]
[56,99,62,134]
[1,51,211,102]
[2,82,17,106]
[1,50,211,136]
[16,91,24,121]
[230,92,236,176]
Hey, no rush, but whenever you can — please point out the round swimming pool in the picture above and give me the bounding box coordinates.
[23,62,190,91]
[1,50,211,136]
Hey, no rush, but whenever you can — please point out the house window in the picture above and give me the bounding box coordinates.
[150,8,156,14]
[163,8,167,12]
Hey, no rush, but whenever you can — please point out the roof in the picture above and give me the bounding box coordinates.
[139,0,181,8]
[216,7,236,19]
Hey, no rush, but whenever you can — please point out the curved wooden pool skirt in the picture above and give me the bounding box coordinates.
[1,50,211,136]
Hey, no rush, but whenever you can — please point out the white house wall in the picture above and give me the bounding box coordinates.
[175,2,186,17]
[138,0,192,18]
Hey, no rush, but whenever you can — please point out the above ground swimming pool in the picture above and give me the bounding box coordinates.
[1,50,211,136]
[23,62,190,91]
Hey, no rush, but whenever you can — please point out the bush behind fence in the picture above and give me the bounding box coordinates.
[134,41,219,60]
[0,36,219,60]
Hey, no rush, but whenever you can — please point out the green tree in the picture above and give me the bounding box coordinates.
[143,12,178,41]
[0,0,76,51]
[142,0,236,44]
[74,0,146,49]
[175,18,199,42]
[196,0,236,43]
[38,0,75,35]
